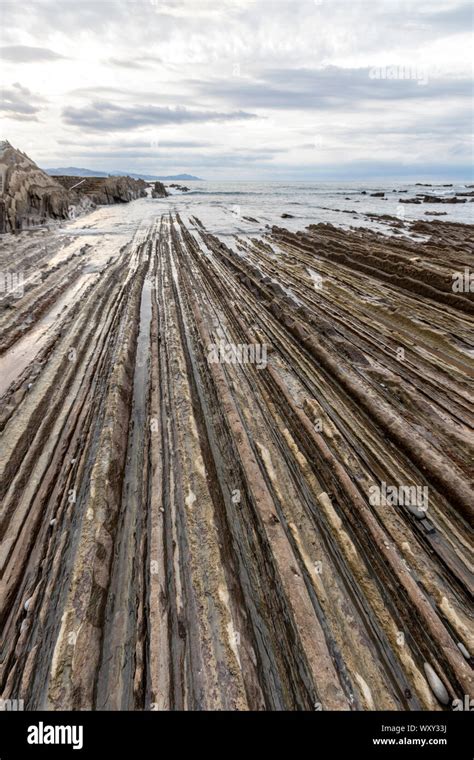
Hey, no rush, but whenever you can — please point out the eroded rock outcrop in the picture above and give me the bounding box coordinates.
[54,175,148,205]
[167,183,189,193]
[0,142,149,233]
[150,181,168,198]
[0,140,71,233]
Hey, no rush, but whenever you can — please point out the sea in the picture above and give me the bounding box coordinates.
[156,180,474,237]
[56,179,473,244]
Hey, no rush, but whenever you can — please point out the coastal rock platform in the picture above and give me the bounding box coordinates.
[0,208,472,710]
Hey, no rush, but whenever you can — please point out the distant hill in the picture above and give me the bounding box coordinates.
[152,174,202,181]
[45,167,109,178]
[45,167,203,181]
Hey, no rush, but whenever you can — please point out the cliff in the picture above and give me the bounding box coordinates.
[0,140,71,233]
[0,142,149,233]
[54,175,148,205]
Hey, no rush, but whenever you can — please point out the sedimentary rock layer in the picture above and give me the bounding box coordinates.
[54,175,148,205]
[151,181,168,198]
[0,142,71,234]
[0,142,149,233]
[0,214,472,711]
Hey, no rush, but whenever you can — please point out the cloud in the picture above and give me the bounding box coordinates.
[157,139,211,148]
[192,66,473,111]
[60,150,280,168]
[57,138,212,149]
[62,101,259,131]
[419,2,474,35]
[69,86,131,97]
[0,0,471,178]
[107,57,149,70]
[68,85,199,106]
[106,55,163,70]
[0,45,66,62]
[0,83,44,121]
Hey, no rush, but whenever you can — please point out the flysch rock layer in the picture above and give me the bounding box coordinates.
[0,209,472,711]
[0,141,71,234]
[53,175,149,205]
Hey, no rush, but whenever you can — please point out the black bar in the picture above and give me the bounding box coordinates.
[0,710,471,758]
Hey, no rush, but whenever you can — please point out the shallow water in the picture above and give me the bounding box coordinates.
[158,179,474,236]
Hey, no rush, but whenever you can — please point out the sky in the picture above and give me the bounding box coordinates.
[0,0,472,180]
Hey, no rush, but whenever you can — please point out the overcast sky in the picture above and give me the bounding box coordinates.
[0,0,472,179]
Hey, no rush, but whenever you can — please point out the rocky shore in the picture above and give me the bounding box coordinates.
[150,181,168,198]
[0,142,152,233]
[0,204,472,710]
[53,174,148,206]
[0,141,70,234]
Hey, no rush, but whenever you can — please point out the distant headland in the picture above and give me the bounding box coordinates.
[44,167,203,181]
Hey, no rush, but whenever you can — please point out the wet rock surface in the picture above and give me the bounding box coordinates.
[0,207,472,710]
[150,181,168,199]
[167,183,190,193]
